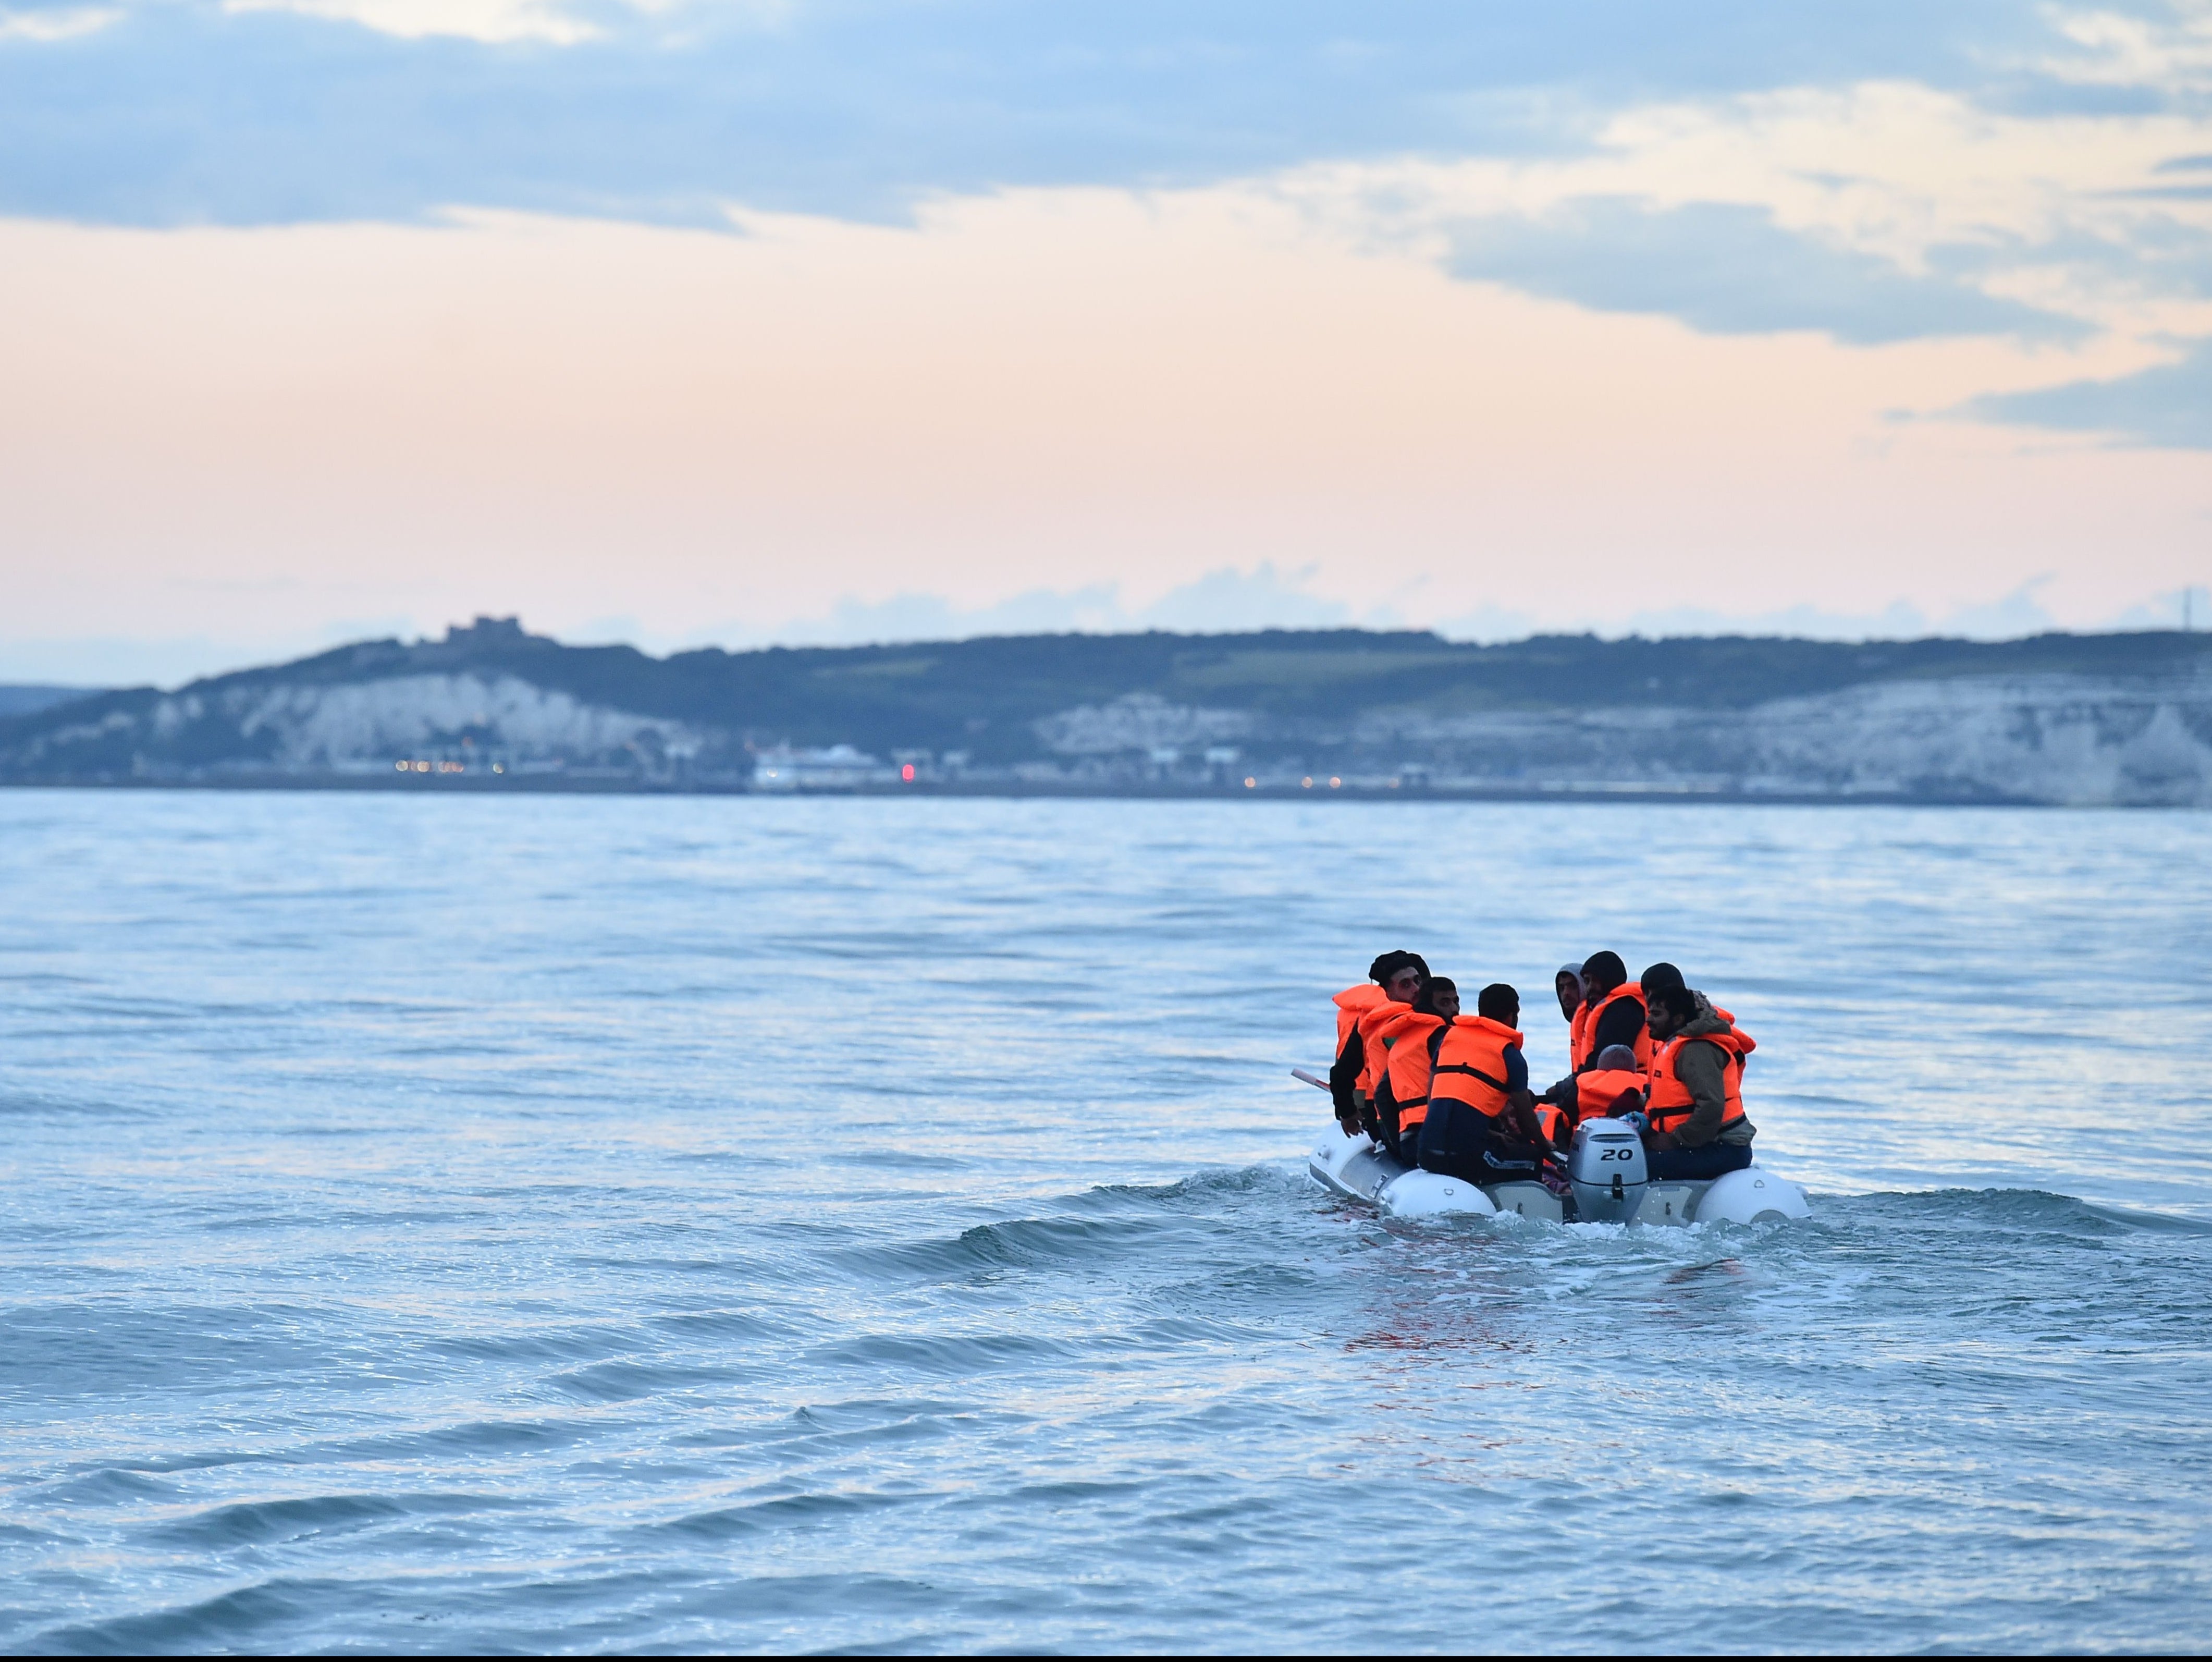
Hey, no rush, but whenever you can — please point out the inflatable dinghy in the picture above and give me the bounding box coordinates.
[1307,1117,1811,1225]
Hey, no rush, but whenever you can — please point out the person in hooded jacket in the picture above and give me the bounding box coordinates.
[1553,960,1585,1070]
[1326,951,1428,1135]
[1642,981,1758,1181]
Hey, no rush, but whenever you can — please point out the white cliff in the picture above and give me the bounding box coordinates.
[32,673,701,771]
[1341,672,2212,805]
[225,674,701,765]
[1736,673,2212,804]
[1033,693,1254,755]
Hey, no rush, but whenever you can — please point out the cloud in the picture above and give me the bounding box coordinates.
[0,627,340,686]
[726,568,2090,653]
[1924,215,2212,307]
[1448,197,2086,343]
[0,1,2136,227]
[0,5,116,40]
[708,564,1361,648]
[223,0,597,46]
[2107,583,2212,627]
[2035,1,2212,94]
[1965,336,2212,445]
[1941,575,2059,636]
[1601,581,2070,641]
[0,0,2196,378]
[744,585,1123,648]
[1134,564,1354,632]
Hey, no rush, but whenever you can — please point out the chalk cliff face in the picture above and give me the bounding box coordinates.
[5,618,2210,803]
[215,674,703,767]
[1738,674,2212,805]
[4,671,701,777]
[1033,693,1253,755]
[1318,673,2212,805]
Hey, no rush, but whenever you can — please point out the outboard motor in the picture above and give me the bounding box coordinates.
[1567,1119,1649,1223]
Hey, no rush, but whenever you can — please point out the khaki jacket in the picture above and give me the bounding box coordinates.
[1663,994,1756,1149]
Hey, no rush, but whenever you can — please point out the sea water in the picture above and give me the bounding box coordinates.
[2,790,2209,1653]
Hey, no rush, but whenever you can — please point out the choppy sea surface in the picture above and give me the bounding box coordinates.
[3,790,2211,1654]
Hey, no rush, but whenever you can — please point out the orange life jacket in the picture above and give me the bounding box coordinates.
[1534,1102,1568,1147]
[1356,999,1412,1096]
[1578,981,1652,1071]
[1645,1026,1750,1136]
[1333,983,1388,1056]
[1574,1067,1646,1121]
[1426,1016,1525,1124]
[1710,1005,1755,1064]
[1380,1011,1445,1130]
[1567,1001,1595,1070]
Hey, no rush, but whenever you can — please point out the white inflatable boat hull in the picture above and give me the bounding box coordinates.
[1308,1123,1809,1226]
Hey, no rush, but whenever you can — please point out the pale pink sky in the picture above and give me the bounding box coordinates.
[3,43,2210,682]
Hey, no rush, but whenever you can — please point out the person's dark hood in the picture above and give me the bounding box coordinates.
[1676,991,1731,1040]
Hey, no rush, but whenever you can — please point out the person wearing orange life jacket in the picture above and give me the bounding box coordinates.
[1554,960,1584,1031]
[1551,1044,1648,1128]
[1639,961,1689,1019]
[1571,951,1651,1073]
[1553,960,1586,1072]
[1642,981,1758,1181]
[1326,982,1387,1136]
[1415,983,1552,1183]
[1639,961,1755,1078]
[1353,960,1436,1140]
[1542,949,1648,1111]
[1326,951,1428,1135]
[1373,978,1457,1165]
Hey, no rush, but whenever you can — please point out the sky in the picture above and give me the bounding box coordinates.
[1,2,2210,686]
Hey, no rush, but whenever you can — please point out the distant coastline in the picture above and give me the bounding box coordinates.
[0,771,2013,806]
[6,618,2211,807]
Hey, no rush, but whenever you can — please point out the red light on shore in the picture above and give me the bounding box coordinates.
[901,763,916,782]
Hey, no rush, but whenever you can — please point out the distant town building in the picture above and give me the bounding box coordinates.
[752,745,893,790]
